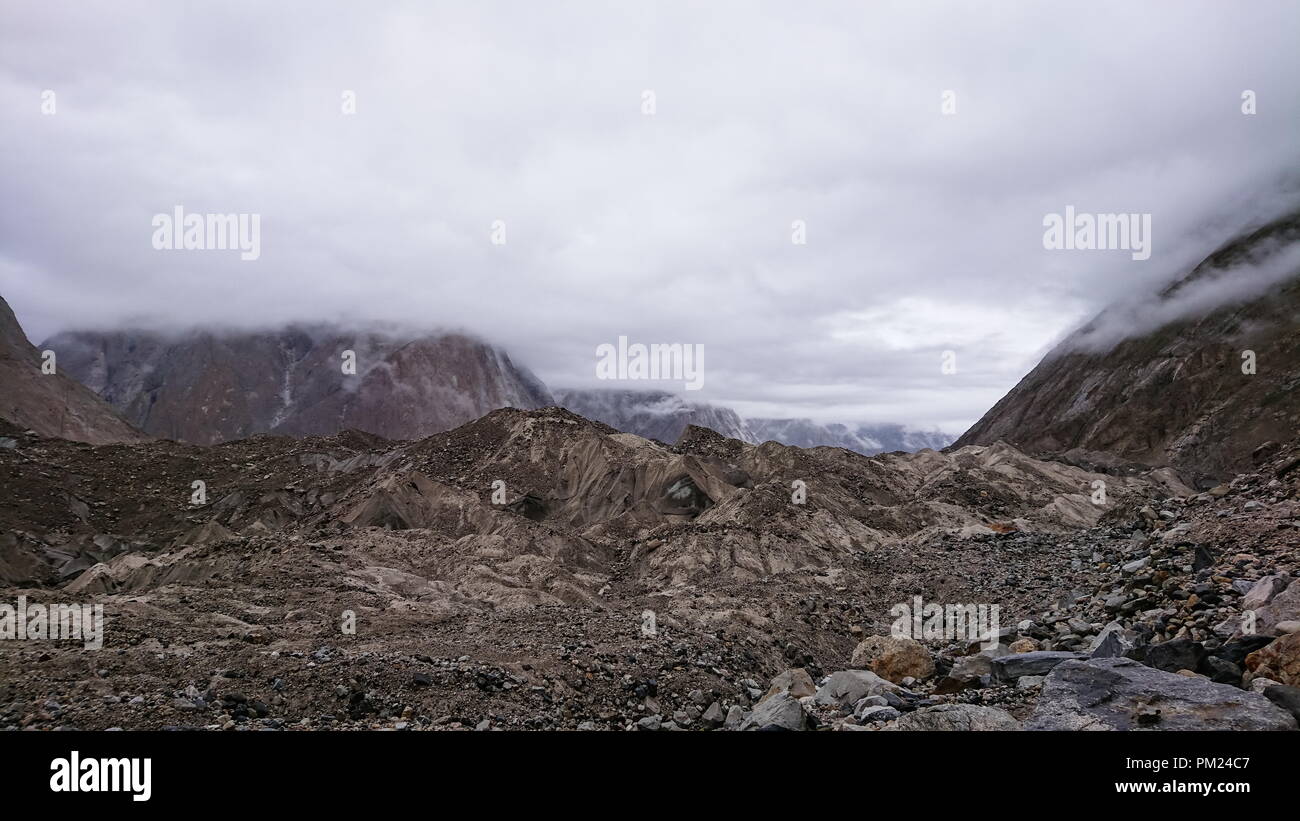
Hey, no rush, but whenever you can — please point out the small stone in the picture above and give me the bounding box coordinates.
[723,705,746,730]
[636,715,662,731]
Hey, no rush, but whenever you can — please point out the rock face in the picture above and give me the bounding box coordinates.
[43,326,554,444]
[850,635,935,683]
[1027,658,1298,731]
[0,296,145,445]
[955,211,1300,487]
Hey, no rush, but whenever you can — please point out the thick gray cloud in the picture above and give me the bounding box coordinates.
[2,0,1298,433]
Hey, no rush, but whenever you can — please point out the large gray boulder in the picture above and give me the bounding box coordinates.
[1255,579,1300,636]
[888,703,1021,731]
[813,670,899,711]
[1026,658,1298,731]
[738,692,808,731]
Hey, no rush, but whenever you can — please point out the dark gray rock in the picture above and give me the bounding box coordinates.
[1091,631,1124,659]
[1144,638,1206,673]
[1026,658,1298,731]
[991,651,1086,682]
[855,705,901,724]
[1199,655,1243,685]
[739,692,808,731]
[1214,634,1275,666]
[1261,685,1300,724]
[723,705,746,730]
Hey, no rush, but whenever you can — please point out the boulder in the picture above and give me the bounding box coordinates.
[1199,655,1243,685]
[723,705,746,730]
[813,670,899,711]
[739,692,808,731]
[889,704,1021,731]
[1213,634,1276,666]
[1143,639,1206,673]
[991,651,1087,682]
[1026,658,1297,731]
[1008,637,1038,653]
[1261,685,1300,724]
[947,644,1010,683]
[855,705,901,724]
[850,635,935,683]
[1088,621,1133,658]
[1255,579,1300,636]
[1245,632,1300,687]
[759,668,817,703]
[1241,575,1290,611]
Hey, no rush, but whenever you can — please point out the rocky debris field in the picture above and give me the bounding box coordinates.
[0,409,1296,731]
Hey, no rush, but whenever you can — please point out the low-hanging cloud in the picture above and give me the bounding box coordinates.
[1064,233,1300,354]
[2,0,1299,433]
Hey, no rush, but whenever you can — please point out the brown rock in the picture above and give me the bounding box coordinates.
[1246,633,1300,687]
[850,635,935,683]
[759,668,816,703]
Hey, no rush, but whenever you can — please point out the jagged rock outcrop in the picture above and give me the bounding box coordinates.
[42,326,554,444]
[956,211,1300,487]
[0,296,145,445]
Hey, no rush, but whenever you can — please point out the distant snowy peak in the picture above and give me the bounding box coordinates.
[553,388,754,446]
[748,417,953,454]
[555,388,952,454]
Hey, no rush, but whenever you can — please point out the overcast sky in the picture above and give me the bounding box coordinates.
[2,0,1298,433]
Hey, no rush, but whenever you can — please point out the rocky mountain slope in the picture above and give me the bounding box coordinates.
[957,211,1300,487]
[0,297,145,445]
[43,327,554,445]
